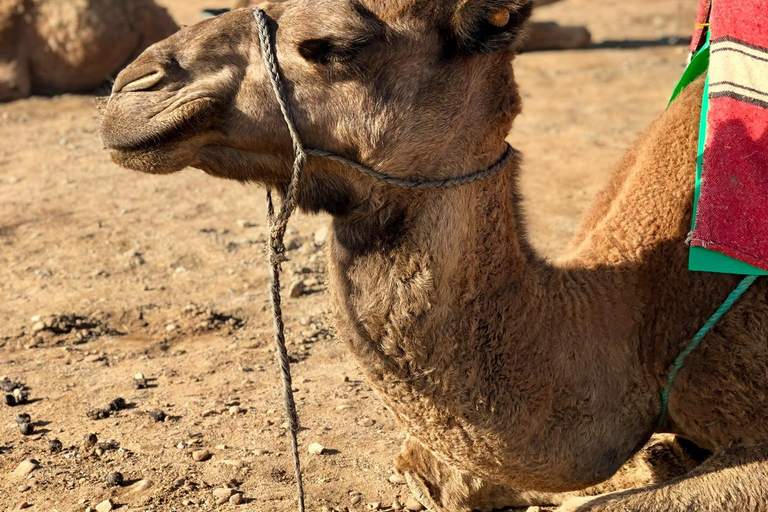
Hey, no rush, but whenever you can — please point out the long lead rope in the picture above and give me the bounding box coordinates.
[658,275,759,427]
[252,7,513,512]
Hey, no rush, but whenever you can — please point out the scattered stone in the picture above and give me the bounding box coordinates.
[358,417,375,427]
[83,433,98,448]
[308,443,326,455]
[19,423,34,436]
[17,502,31,510]
[526,507,542,512]
[314,227,328,246]
[105,471,124,487]
[229,493,244,505]
[288,280,306,298]
[213,488,234,504]
[17,484,30,492]
[16,413,31,424]
[388,473,406,485]
[12,388,28,404]
[32,321,46,333]
[404,498,425,511]
[12,459,39,479]
[236,219,258,228]
[4,394,15,406]
[192,449,211,462]
[48,439,63,453]
[368,502,381,510]
[95,498,113,512]
[108,398,127,411]
[350,495,362,505]
[165,323,179,332]
[133,374,148,389]
[148,409,166,422]
[228,405,242,415]
[87,408,111,420]
[392,499,402,510]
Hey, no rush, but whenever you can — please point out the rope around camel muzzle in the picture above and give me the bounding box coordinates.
[252,7,513,512]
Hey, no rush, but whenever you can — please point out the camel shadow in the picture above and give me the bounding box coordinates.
[587,36,689,50]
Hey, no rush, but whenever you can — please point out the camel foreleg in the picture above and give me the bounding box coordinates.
[556,443,768,512]
[395,435,705,512]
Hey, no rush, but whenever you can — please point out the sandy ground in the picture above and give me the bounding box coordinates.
[0,1,697,510]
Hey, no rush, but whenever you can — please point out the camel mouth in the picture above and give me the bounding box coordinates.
[102,97,219,174]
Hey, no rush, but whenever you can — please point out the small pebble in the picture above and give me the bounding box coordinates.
[148,409,166,422]
[213,488,233,504]
[108,397,127,411]
[192,449,211,462]
[19,422,34,436]
[350,495,362,505]
[388,473,406,485]
[12,459,39,479]
[228,405,242,415]
[13,388,28,403]
[229,493,244,505]
[83,433,98,448]
[95,498,113,512]
[404,498,425,511]
[358,417,375,427]
[289,280,306,298]
[87,408,111,420]
[4,394,15,406]
[314,227,328,246]
[16,413,31,424]
[17,502,31,510]
[17,485,30,492]
[307,442,325,455]
[106,471,124,487]
[49,439,63,453]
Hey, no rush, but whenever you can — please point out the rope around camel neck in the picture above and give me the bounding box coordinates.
[252,8,513,512]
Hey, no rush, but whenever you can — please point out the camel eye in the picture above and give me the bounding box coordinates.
[298,36,371,65]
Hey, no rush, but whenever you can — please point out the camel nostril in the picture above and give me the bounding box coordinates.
[112,68,165,94]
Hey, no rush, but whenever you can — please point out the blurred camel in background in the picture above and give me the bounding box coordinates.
[0,0,178,101]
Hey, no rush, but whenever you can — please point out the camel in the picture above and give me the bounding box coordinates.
[0,0,178,102]
[99,2,768,511]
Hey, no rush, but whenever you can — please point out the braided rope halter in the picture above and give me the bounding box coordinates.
[252,7,513,511]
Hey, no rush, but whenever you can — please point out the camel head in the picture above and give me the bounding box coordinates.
[101,0,532,212]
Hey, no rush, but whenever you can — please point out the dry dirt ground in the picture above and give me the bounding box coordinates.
[0,1,698,510]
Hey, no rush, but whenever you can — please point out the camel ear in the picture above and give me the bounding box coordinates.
[450,0,533,54]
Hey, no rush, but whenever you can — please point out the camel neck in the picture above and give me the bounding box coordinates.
[326,153,661,488]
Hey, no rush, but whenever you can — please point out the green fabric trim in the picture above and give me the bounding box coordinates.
[673,36,768,275]
[669,41,710,105]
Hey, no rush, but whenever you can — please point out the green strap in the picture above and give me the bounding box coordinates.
[658,275,759,427]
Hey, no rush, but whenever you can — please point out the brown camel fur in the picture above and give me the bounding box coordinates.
[100,3,768,511]
[0,0,178,102]
[230,0,590,51]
